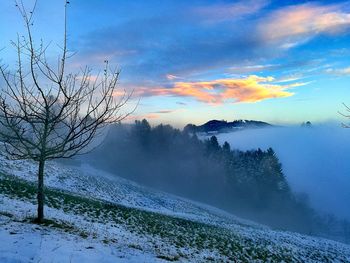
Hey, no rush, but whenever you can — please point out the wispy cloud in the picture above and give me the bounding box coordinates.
[229,64,281,73]
[325,66,350,76]
[136,75,308,104]
[154,109,176,114]
[259,3,350,49]
[166,74,181,80]
[126,109,179,121]
[126,113,160,121]
[275,74,305,83]
[193,0,268,24]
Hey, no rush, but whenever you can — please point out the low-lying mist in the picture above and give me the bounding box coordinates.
[217,125,350,221]
[79,120,350,243]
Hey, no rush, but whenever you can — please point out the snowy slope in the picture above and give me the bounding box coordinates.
[1,153,350,262]
[0,212,160,263]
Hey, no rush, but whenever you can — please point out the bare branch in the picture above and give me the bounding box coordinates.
[0,0,133,163]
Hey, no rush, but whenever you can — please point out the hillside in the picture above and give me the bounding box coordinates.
[0,154,350,262]
[184,120,273,134]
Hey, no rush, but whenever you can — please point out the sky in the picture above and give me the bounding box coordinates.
[1,0,350,127]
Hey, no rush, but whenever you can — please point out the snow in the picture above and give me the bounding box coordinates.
[0,195,171,263]
[1,151,350,262]
[0,217,160,263]
[0,153,259,229]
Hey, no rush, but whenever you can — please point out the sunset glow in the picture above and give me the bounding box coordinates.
[0,0,349,126]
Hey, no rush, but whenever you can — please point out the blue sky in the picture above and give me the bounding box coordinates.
[1,0,350,127]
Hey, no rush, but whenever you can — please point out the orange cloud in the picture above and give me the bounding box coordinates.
[136,75,306,104]
[260,3,350,48]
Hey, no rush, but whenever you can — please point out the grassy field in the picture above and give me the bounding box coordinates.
[0,172,297,262]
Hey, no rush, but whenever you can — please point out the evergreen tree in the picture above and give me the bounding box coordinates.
[205,136,220,156]
[222,141,231,153]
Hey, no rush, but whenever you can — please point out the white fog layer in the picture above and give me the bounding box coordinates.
[217,126,350,220]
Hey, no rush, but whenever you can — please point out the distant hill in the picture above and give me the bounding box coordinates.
[184,119,273,134]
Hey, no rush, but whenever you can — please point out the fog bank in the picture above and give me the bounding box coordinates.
[217,126,350,220]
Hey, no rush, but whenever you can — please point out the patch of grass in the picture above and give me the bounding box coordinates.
[31,218,75,231]
[20,216,91,238]
[156,254,180,262]
[0,211,14,218]
[128,243,143,250]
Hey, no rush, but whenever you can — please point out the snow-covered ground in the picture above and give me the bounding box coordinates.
[0,213,159,263]
[1,153,350,262]
[0,154,259,228]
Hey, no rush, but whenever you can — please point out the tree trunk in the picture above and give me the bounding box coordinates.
[37,159,45,223]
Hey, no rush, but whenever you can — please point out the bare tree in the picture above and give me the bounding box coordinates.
[0,1,133,223]
[340,103,350,128]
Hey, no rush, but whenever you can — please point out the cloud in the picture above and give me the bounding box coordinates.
[230,64,280,73]
[74,1,350,89]
[154,109,176,114]
[126,113,160,121]
[259,3,350,48]
[75,2,265,81]
[193,0,268,24]
[325,66,350,76]
[125,109,178,122]
[166,74,180,80]
[136,75,308,104]
[274,74,305,83]
[228,59,324,75]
